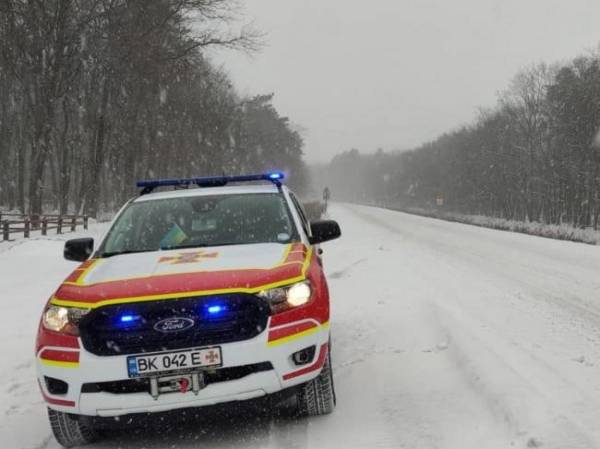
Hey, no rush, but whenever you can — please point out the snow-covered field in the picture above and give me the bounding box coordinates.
[2,203,600,448]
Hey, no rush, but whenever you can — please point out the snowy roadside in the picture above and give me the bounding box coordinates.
[0,224,109,449]
[375,204,600,245]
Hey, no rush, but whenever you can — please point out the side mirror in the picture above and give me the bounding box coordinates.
[309,220,341,245]
[64,238,94,262]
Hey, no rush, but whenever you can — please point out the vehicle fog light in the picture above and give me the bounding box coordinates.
[291,345,316,366]
[44,376,69,395]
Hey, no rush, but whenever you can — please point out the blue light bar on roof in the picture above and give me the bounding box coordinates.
[136,172,285,194]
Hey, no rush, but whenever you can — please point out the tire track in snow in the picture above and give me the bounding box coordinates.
[323,204,517,448]
[429,301,598,449]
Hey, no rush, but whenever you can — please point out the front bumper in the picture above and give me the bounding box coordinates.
[36,318,329,417]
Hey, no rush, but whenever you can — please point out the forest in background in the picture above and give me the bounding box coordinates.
[0,0,307,218]
[324,50,600,229]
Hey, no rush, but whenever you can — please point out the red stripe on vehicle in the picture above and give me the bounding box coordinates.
[55,263,305,304]
[38,381,75,407]
[64,259,97,283]
[286,244,307,256]
[289,243,306,252]
[35,321,80,354]
[283,343,328,381]
[64,270,83,283]
[40,349,79,363]
[284,253,307,263]
[268,321,317,342]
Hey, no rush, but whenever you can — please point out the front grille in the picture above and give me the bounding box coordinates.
[81,362,274,394]
[79,294,270,356]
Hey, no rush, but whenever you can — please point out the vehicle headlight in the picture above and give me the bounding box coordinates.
[258,281,312,312]
[43,305,90,336]
[287,282,312,306]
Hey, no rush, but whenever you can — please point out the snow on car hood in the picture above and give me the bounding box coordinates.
[52,243,311,308]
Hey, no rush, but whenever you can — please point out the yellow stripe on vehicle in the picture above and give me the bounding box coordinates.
[267,321,329,347]
[40,359,79,368]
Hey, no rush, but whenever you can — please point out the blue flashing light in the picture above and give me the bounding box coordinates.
[120,315,137,323]
[136,172,285,195]
[207,305,226,315]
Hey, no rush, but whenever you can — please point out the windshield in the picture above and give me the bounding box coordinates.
[98,193,299,257]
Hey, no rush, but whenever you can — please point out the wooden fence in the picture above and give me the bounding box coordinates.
[1,212,88,241]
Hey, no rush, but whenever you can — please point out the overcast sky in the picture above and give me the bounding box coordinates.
[212,0,600,163]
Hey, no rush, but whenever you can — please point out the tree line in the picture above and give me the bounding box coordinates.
[326,51,600,229]
[0,0,307,218]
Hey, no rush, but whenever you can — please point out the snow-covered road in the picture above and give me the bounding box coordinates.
[2,203,600,449]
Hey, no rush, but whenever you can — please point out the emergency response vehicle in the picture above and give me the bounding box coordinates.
[36,173,341,447]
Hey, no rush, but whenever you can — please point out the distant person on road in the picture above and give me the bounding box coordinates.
[323,186,331,212]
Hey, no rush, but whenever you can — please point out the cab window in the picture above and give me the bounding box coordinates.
[99,193,300,256]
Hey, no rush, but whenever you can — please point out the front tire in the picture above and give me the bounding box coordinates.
[48,408,98,448]
[296,350,336,416]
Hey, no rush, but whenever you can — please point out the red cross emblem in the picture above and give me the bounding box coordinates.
[204,350,220,364]
[159,251,219,264]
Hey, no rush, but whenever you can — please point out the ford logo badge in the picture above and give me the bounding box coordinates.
[153,317,195,333]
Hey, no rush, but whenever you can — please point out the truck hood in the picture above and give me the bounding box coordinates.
[52,243,310,308]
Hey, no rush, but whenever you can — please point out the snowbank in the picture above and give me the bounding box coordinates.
[381,206,600,245]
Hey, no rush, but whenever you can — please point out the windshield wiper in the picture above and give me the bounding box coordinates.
[100,249,155,258]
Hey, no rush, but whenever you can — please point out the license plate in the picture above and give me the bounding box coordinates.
[127,347,222,378]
